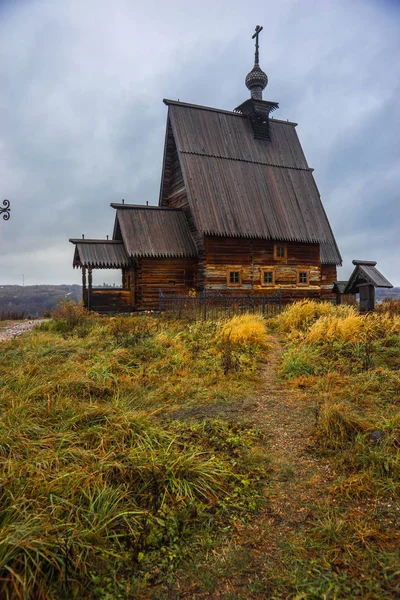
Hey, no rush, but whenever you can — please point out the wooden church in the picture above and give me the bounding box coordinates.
[70,26,342,312]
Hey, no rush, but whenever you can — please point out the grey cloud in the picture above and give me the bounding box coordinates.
[0,0,399,285]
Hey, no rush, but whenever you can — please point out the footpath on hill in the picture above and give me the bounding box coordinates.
[253,334,332,529]
[179,333,335,598]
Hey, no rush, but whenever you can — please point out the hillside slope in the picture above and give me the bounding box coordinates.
[0,284,81,317]
[0,304,399,599]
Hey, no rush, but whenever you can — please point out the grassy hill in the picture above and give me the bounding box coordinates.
[0,302,399,599]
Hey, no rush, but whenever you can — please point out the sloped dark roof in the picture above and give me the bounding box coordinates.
[163,100,341,265]
[333,280,348,294]
[345,260,393,293]
[112,205,198,258]
[70,239,130,268]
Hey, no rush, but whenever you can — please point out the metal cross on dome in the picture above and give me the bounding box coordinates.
[252,25,263,65]
[1,199,10,220]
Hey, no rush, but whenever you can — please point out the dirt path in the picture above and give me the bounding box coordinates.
[0,320,46,342]
[253,334,332,527]
[177,334,335,598]
[210,334,336,596]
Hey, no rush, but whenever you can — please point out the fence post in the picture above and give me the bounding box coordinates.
[262,296,265,315]
[203,288,207,321]
[278,289,282,310]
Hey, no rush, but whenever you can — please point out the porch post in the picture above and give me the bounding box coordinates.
[88,267,93,311]
[82,267,87,307]
[129,267,136,309]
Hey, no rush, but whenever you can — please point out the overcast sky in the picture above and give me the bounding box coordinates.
[0,0,399,286]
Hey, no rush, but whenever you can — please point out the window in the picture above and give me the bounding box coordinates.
[261,268,275,286]
[297,270,309,285]
[274,244,287,260]
[227,269,241,286]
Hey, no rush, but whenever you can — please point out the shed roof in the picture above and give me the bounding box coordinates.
[345,260,393,294]
[333,280,348,294]
[112,205,198,258]
[162,100,342,265]
[70,239,130,268]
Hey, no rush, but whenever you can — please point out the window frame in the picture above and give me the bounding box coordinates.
[274,244,287,260]
[297,269,309,286]
[227,268,242,287]
[260,267,275,287]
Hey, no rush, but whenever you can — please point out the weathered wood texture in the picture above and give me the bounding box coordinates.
[320,263,338,300]
[160,124,204,287]
[135,258,197,309]
[89,289,132,313]
[203,236,336,300]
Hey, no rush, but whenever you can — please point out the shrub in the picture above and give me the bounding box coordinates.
[50,300,91,334]
[218,314,269,348]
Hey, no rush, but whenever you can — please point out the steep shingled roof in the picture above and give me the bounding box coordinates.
[162,100,342,265]
[112,205,198,258]
[70,240,130,268]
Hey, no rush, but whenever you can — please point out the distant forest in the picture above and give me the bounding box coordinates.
[0,284,399,318]
[0,285,82,318]
[376,287,400,301]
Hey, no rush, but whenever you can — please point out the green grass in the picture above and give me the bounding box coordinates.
[1,301,399,599]
[0,308,270,599]
[271,303,400,599]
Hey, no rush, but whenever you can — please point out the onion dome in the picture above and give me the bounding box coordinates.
[245,25,268,100]
[245,64,268,100]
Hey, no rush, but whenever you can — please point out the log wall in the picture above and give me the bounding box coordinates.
[134,258,197,309]
[90,289,132,313]
[204,236,336,300]
[320,263,338,301]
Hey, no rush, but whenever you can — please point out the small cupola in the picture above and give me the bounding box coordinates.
[234,25,279,140]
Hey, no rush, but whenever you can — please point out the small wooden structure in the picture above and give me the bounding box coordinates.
[341,260,393,312]
[332,280,356,306]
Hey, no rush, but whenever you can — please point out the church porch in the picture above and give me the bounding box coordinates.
[70,238,135,313]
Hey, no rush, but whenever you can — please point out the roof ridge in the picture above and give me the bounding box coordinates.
[111,203,183,211]
[70,238,124,244]
[164,99,245,117]
[179,151,313,172]
[164,98,297,126]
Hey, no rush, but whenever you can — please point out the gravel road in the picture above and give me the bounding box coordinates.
[0,320,46,342]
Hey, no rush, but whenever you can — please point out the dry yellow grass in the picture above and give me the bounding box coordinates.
[275,299,356,337]
[219,314,269,348]
[306,313,364,344]
[305,312,400,344]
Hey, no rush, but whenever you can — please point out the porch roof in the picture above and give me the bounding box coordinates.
[112,205,198,258]
[70,239,131,268]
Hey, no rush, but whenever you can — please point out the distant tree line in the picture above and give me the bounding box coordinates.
[376,288,400,302]
[0,285,82,318]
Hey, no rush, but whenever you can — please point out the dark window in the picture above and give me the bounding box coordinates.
[229,271,240,284]
[275,244,287,259]
[263,271,273,284]
[298,271,308,284]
